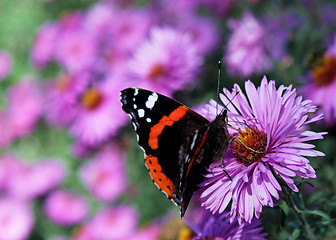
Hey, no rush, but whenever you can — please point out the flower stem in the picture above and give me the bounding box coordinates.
[281,185,317,240]
[269,166,317,240]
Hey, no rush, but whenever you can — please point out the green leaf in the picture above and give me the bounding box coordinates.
[288,229,301,240]
[299,210,331,223]
[280,201,289,215]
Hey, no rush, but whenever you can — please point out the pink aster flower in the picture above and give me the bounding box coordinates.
[70,73,128,146]
[0,50,12,80]
[0,198,34,240]
[55,29,97,73]
[224,12,272,77]
[300,34,336,125]
[79,146,127,201]
[31,23,59,67]
[129,27,203,96]
[178,16,220,55]
[6,80,43,138]
[44,72,90,127]
[44,190,88,225]
[74,206,138,240]
[185,207,267,239]
[7,159,65,200]
[198,76,325,223]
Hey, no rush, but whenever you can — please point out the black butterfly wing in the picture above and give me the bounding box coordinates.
[120,88,210,214]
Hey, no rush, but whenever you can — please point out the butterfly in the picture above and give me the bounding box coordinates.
[120,87,230,217]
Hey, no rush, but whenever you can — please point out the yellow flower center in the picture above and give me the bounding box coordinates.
[231,127,267,166]
[312,55,336,87]
[148,63,165,79]
[80,88,104,110]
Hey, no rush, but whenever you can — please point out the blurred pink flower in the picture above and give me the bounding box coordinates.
[70,74,128,146]
[0,80,43,147]
[178,16,220,55]
[0,50,12,80]
[0,198,34,240]
[75,206,138,240]
[129,223,161,240]
[129,27,203,96]
[31,23,59,67]
[7,159,66,200]
[79,146,127,201]
[0,155,21,191]
[224,12,272,77]
[55,30,97,73]
[45,72,90,127]
[300,34,336,125]
[6,80,43,138]
[44,190,88,225]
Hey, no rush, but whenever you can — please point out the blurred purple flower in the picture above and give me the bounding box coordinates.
[197,77,325,223]
[55,30,97,73]
[178,16,220,55]
[224,12,272,77]
[300,34,336,125]
[6,80,43,138]
[79,146,127,201]
[129,27,203,96]
[75,206,138,240]
[0,198,34,240]
[44,190,88,225]
[0,80,43,147]
[45,73,90,127]
[0,155,21,191]
[185,207,267,239]
[0,50,12,80]
[70,74,128,146]
[7,159,65,200]
[129,223,161,240]
[31,23,59,67]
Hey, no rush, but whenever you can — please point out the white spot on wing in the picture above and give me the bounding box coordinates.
[138,109,145,118]
[145,93,158,109]
[146,118,151,123]
[134,88,139,96]
[133,104,137,109]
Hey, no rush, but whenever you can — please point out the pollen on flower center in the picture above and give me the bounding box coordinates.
[81,88,104,110]
[231,127,267,166]
[312,55,336,87]
[148,63,165,79]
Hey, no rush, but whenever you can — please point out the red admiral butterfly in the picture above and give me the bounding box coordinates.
[120,88,230,217]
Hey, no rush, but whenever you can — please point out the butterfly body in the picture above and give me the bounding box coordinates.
[120,88,230,216]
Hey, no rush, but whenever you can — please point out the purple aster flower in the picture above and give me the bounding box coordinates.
[79,146,127,201]
[178,16,220,55]
[197,76,325,223]
[0,50,12,80]
[184,207,267,239]
[7,159,65,200]
[70,73,128,146]
[0,198,34,240]
[74,205,138,240]
[300,34,336,125]
[224,12,272,77]
[129,26,203,96]
[44,72,90,127]
[31,23,59,68]
[44,190,88,225]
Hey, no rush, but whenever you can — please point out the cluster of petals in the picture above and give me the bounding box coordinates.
[300,33,336,125]
[185,206,267,239]
[198,76,326,223]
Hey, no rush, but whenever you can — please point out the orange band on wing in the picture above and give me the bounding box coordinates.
[148,106,188,150]
[145,154,176,200]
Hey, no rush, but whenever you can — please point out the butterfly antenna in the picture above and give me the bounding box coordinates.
[216,60,221,115]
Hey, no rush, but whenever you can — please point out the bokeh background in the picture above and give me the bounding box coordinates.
[0,0,336,239]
